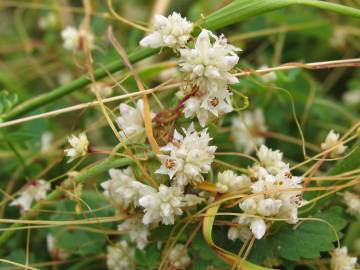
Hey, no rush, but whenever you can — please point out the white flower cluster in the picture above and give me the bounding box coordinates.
[331,247,357,270]
[101,167,150,209]
[168,244,191,269]
[231,109,267,154]
[10,180,51,212]
[343,191,360,216]
[64,133,89,163]
[90,82,113,98]
[101,167,202,226]
[38,13,57,30]
[61,26,94,51]
[156,123,216,187]
[139,13,240,127]
[216,170,251,193]
[106,241,134,270]
[140,12,193,50]
[116,100,154,142]
[226,145,303,240]
[343,89,360,107]
[47,234,69,260]
[117,218,149,250]
[321,130,347,157]
[179,29,240,126]
[139,184,202,225]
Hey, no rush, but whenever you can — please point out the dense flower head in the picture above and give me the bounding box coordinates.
[117,218,149,250]
[47,234,69,260]
[61,26,94,51]
[331,247,357,270]
[228,145,304,239]
[216,170,251,193]
[168,244,191,269]
[183,92,233,127]
[90,82,113,98]
[156,123,216,186]
[231,109,267,154]
[116,100,154,142]
[10,180,51,212]
[101,167,150,209]
[64,133,89,163]
[343,191,360,216]
[138,184,202,225]
[321,130,347,156]
[38,13,57,30]
[255,145,290,175]
[140,12,193,50]
[106,241,134,270]
[343,89,360,106]
[227,217,253,241]
[179,29,240,125]
[138,184,184,225]
[179,29,240,94]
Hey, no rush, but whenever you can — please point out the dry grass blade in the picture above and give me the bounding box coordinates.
[107,26,160,154]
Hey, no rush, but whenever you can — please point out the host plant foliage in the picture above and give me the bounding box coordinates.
[0,1,359,270]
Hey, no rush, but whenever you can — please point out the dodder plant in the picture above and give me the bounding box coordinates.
[0,1,359,270]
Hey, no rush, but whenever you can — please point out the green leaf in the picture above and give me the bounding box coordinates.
[329,141,360,176]
[49,191,114,256]
[0,90,18,115]
[249,207,347,263]
[135,243,161,269]
[0,249,35,269]
[191,234,228,269]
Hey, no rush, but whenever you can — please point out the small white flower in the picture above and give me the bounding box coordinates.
[231,109,267,154]
[179,29,240,95]
[183,96,209,127]
[168,244,191,269]
[47,234,69,259]
[256,198,282,217]
[216,170,251,193]
[117,218,149,250]
[57,71,72,85]
[321,130,347,156]
[90,82,113,98]
[107,241,134,270]
[331,247,357,270]
[228,217,252,241]
[343,89,360,106]
[138,184,183,225]
[61,26,94,51]
[140,12,193,50]
[159,67,181,82]
[249,217,267,239]
[116,100,154,142]
[64,133,89,163]
[41,132,53,153]
[156,123,216,186]
[10,180,50,212]
[343,191,360,216]
[330,28,347,48]
[259,64,276,82]
[38,13,57,30]
[101,167,150,209]
[183,93,233,127]
[182,194,204,207]
[256,145,289,175]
